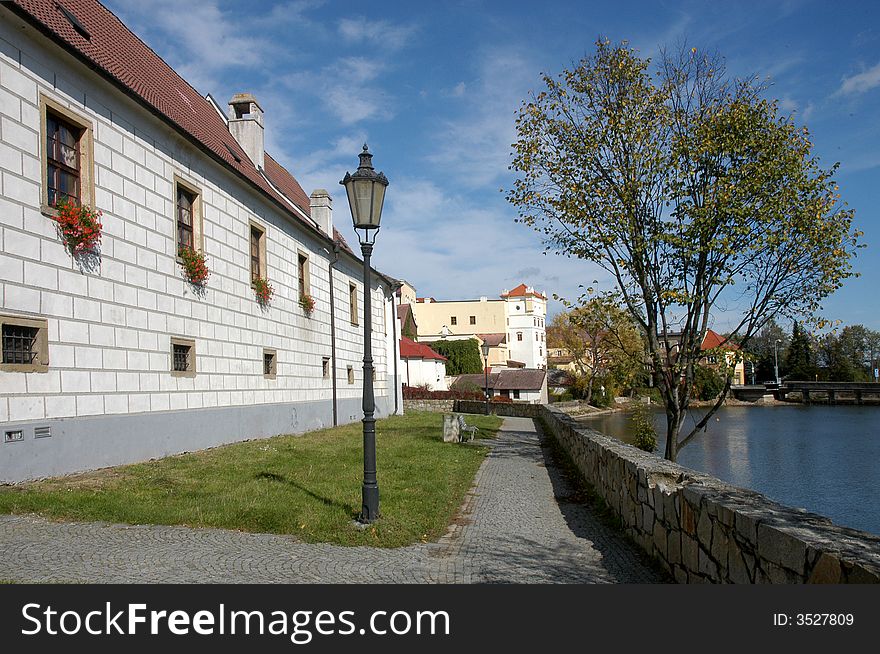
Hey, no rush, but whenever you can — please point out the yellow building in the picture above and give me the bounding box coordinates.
[410,284,548,369]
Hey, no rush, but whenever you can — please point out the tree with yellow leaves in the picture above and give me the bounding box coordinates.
[508,40,862,462]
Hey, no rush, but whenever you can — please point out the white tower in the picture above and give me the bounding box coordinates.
[502,284,547,369]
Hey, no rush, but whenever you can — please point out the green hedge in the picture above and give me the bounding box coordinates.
[428,339,484,375]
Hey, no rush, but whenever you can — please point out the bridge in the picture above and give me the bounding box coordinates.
[732,382,880,404]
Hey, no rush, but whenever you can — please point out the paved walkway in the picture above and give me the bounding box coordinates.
[0,417,663,583]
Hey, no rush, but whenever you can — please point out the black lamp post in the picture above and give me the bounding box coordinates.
[341,144,389,524]
[481,342,490,414]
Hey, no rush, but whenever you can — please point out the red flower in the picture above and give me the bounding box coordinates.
[253,277,274,305]
[52,197,102,254]
[178,246,211,286]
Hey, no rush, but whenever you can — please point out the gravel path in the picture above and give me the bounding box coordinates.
[0,417,663,584]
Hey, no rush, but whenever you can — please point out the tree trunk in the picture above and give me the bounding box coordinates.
[663,395,686,462]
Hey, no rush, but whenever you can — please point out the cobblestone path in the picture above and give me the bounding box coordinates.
[0,417,663,583]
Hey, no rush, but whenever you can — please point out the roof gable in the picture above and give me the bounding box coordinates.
[400,337,447,361]
[501,283,546,300]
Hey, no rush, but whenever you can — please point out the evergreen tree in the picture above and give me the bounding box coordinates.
[784,322,816,381]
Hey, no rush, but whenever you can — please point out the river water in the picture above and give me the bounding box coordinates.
[578,405,880,535]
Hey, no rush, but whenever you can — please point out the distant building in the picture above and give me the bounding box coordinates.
[400,338,447,390]
[700,329,746,386]
[452,369,548,404]
[657,328,746,386]
[411,283,547,370]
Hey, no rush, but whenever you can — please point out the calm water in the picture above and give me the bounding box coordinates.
[579,405,880,535]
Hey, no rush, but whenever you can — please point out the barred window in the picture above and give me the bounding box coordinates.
[0,316,48,372]
[263,348,277,379]
[2,325,39,365]
[170,338,195,377]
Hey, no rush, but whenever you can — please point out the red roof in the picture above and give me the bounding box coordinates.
[501,283,547,300]
[400,338,447,362]
[8,0,320,234]
[701,329,740,351]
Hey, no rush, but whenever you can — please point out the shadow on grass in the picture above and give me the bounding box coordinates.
[255,472,357,518]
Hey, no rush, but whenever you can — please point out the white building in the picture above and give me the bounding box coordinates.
[399,337,448,391]
[0,0,402,482]
[410,283,547,370]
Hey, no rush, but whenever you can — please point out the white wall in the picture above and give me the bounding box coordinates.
[401,358,448,391]
[0,15,395,427]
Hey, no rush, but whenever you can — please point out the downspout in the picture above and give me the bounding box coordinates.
[391,287,400,415]
[329,244,340,426]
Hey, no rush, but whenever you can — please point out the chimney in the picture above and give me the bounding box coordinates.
[227,93,264,169]
[310,189,333,236]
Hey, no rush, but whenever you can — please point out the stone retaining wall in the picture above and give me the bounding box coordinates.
[538,405,880,583]
[453,400,544,418]
[403,399,455,413]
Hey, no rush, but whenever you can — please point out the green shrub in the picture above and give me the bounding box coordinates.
[629,403,657,453]
[428,339,484,375]
[693,365,725,400]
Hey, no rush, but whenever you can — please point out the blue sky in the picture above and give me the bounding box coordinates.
[103,0,880,330]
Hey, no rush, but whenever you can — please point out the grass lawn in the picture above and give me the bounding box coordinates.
[0,411,501,548]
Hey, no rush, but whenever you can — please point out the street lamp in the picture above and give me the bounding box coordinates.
[341,144,389,524]
[774,339,781,386]
[480,341,490,414]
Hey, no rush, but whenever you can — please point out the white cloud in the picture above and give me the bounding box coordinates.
[426,47,538,189]
[359,177,610,315]
[838,60,880,95]
[338,17,417,51]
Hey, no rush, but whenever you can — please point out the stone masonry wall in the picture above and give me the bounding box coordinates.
[539,405,880,583]
[454,400,543,418]
[403,399,455,413]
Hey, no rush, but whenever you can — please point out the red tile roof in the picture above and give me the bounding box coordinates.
[701,329,740,351]
[400,337,447,362]
[501,283,547,300]
[8,0,321,235]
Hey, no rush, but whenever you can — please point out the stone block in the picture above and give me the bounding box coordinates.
[680,498,696,536]
[682,483,704,508]
[697,510,713,550]
[642,505,654,533]
[698,547,719,581]
[757,524,807,575]
[653,521,668,560]
[667,531,682,566]
[681,534,699,572]
[843,563,880,584]
[711,524,730,566]
[653,488,664,521]
[807,553,842,584]
[673,565,688,584]
[735,511,759,545]
[763,561,799,584]
[728,547,752,584]
[664,492,679,529]
[441,414,460,443]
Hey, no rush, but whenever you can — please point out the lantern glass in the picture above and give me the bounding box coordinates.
[353,178,376,228]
